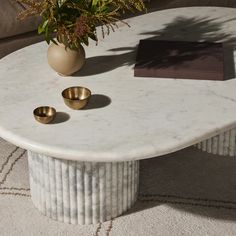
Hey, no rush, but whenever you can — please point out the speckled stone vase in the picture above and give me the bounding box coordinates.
[28,151,139,225]
[47,43,85,76]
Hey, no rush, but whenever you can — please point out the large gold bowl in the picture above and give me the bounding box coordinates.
[62,86,91,110]
[33,106,56,124]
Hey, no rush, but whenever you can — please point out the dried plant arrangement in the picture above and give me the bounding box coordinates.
[17,0,146,49]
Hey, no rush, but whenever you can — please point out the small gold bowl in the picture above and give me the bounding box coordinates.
[62,86,91,110]
[33,106,56,124]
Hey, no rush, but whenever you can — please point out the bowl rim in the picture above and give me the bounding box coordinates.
[33,106,56,118]
[61,86,92,101]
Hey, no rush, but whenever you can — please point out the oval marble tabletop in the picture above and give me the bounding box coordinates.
[0,7,236,162]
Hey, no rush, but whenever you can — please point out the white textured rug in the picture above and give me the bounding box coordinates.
[1,138,236,235]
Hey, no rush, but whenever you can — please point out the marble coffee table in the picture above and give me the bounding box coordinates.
[0,7,236,225]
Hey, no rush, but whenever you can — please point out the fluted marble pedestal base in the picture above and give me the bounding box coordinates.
[28,151,139,224]
[195,128,236,156]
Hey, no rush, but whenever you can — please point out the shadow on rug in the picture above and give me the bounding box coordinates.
[1,138,236,235]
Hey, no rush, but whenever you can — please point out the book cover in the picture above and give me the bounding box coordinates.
[134,40,224,80]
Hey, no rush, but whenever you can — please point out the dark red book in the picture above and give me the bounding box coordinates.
[134,40,224,80]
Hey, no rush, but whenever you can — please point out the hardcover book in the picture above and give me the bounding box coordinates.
[134,40,224,80]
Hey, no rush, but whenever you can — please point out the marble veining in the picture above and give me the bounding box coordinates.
[0,7,236,162]
[28,151,139,224]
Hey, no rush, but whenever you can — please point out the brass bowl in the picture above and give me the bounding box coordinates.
[33,106,56,124]
[62,86,91,110]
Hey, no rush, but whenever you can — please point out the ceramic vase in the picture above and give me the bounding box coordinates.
[47,43,85,76]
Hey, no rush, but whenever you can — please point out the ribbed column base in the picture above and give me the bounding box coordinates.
[195,128,236,156]
[28,151,139,224]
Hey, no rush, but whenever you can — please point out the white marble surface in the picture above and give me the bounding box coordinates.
[0,7,236,162]
[195,128,236,156]
[28,151,138,224]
